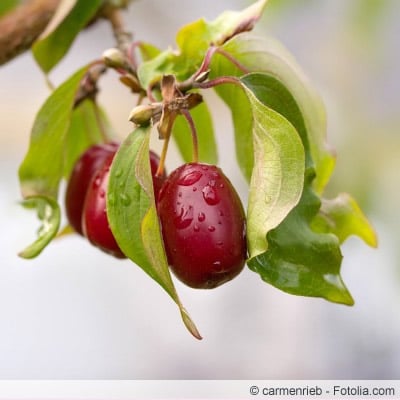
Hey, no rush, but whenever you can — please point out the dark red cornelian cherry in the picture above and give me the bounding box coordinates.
[65,142,119,234]
[157,162,247,288]
[82,153,126,259]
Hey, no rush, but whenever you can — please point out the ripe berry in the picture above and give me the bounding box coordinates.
[65,142,119,235]
[80,149,166,259]
[157,162,247,288]
[82,152,125,258]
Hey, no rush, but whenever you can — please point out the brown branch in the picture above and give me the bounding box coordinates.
[0,0,60,66]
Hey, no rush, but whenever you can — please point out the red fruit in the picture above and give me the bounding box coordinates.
[82,153,125,259]
[157,162,247,288]
[65,142,119,234]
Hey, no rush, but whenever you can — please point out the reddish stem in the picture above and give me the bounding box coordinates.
[192,45,217,81]
[181,109,199,163]
[215,47,250,74]
[194,75,241,90]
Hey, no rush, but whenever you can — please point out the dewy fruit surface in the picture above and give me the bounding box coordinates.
[65,142,119,234]
[157,162,247,288]
[82,152,126,259]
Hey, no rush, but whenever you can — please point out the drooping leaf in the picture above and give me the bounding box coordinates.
[311,193,378,247]
[172,100,218,165]
[18,196,61,259]
[240,74,305,257]
[19,65,89,199]
[213,33,335,193]
[248,169,355,306]
[231,72,355,304]
[32,0,103,73]
[107,127,201,339]
[18,66,93,257]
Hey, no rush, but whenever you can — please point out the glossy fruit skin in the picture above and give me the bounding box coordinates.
[82,152,126,259]
[65,142,119,235]
[157,162,247,289]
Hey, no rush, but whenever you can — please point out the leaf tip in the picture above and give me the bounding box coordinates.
[180,308,202,340]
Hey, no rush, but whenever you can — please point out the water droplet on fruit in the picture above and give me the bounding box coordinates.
[213,261,222,267]
[193,224,200,232]
[219,210,224,217]
[99,189,105,198]
[219,183,224,188]
[93,177,101,188]
[208,179,216,187]
[198,212,206,222]
[201,166,208,171]
[208,225,215,232]
[177,170,202,186]
[265,194,272,203]
[174,205,194,229]
[216,241,223,246]
[115,169,123,178]
[202,184,219,205]
[192,187,197,192]
[120,193,131,206]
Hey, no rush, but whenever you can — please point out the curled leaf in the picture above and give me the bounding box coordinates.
[312,193,378,247]
[214,33,335,192]
[107,127,201,339]
[248,169,355,306]
[241,74,305,257]
[19,196,61,259]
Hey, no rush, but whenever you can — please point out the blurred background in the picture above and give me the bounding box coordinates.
[0,0,399,379]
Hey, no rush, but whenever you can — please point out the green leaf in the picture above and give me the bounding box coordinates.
[312,193,378,247]
[248,169,355,306]
[172,100,218,165]
[37,0,78,41]
[32,0,103,73]
[138,0,268,91]
[19,65,89,199]
[208,71,254,181]
[18,196,61,259]
[138,42,162,62]
[177,0,268,65]
[17,66,108,257]
[215,33,335,192]
[107,127,201,339]
[240,74,305,258]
